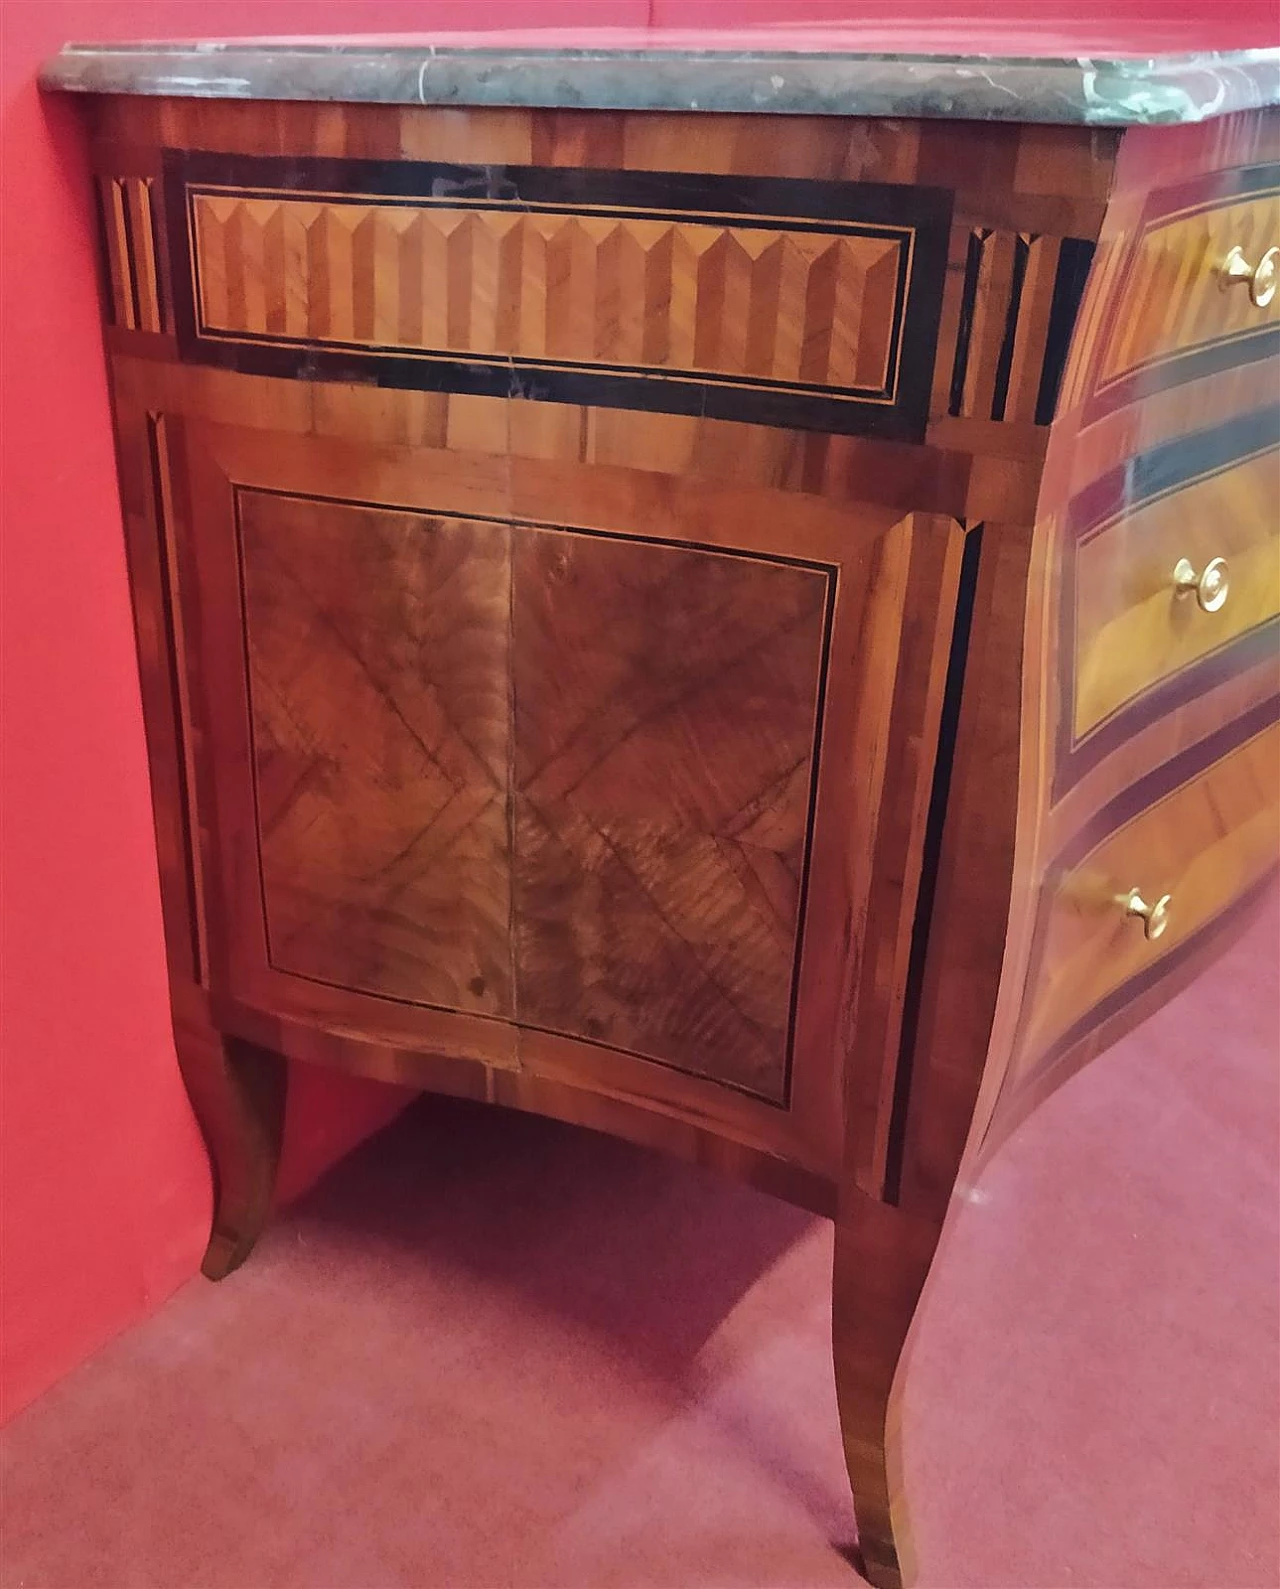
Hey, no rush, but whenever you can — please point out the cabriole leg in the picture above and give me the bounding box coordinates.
[832,1190,942,1589]
[173,1006,287,1280]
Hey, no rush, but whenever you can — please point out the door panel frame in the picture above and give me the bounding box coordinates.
[171,415,961,1180]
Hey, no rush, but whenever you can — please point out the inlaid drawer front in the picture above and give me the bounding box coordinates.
[1093,172,1280,404]
[1071,428,1280,743]
[162,149,951,438]
[1058,404,1280,782]
[1022,711,1280,1070]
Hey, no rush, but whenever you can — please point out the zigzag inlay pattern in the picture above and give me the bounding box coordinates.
[190,192,906,395]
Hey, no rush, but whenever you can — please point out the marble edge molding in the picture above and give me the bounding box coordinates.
[38,41,1280,126]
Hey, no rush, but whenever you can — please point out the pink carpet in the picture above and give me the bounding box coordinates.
[3,891,1277,1589]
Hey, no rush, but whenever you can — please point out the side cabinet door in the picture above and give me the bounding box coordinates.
[173,417,520,1070]
[168,412,968,1177]
[510,521,832,1108]
[505,498,971,1194]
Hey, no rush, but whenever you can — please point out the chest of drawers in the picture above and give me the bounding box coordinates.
[42,33,1280,1587]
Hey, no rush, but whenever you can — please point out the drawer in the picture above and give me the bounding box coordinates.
[1022,716,1280,1066]
[1073,441,1280,740]
[159,148,951,441]
[1096,183,1280,395]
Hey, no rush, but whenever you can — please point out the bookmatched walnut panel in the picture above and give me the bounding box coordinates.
[512,525,831,1101]
[232,476,834,1101]
[238,492,515,1020]
[170,401,955,1164]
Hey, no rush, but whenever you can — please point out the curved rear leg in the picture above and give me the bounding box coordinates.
[832,1190,941,1589]
[173,1002,286,1279]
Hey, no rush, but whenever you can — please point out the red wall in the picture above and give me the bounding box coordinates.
[0,0,636,1427]
[2,0,1274,1426]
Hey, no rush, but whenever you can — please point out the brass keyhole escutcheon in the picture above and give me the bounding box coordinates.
[1219,244,1279,309]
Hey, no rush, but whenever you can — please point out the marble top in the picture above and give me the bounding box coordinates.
[40,28,1280,127]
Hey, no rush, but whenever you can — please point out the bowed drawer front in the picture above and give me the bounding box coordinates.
[1019,714,1280,1073]
[1069,413,1280,746]
[1091,179,1280,401]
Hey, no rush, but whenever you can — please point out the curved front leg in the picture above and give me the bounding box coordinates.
[172,998,287,1279]
[832,1190,942,1589]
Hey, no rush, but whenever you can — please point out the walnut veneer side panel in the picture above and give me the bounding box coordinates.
[238,493,515,1020]
[89,98,1117,1196]
[219,458,840,1104]
[511,524,831,1103]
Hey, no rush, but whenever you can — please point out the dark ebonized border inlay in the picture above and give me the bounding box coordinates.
[164,149,953,440]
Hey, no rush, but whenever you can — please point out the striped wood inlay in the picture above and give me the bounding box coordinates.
[947,229,1090,425]
[98,175,165,333]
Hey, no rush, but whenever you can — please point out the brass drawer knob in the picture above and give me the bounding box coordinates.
[1172,555,1229,613]
[1122,887,1172,942]
[1219,244,1279,308]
